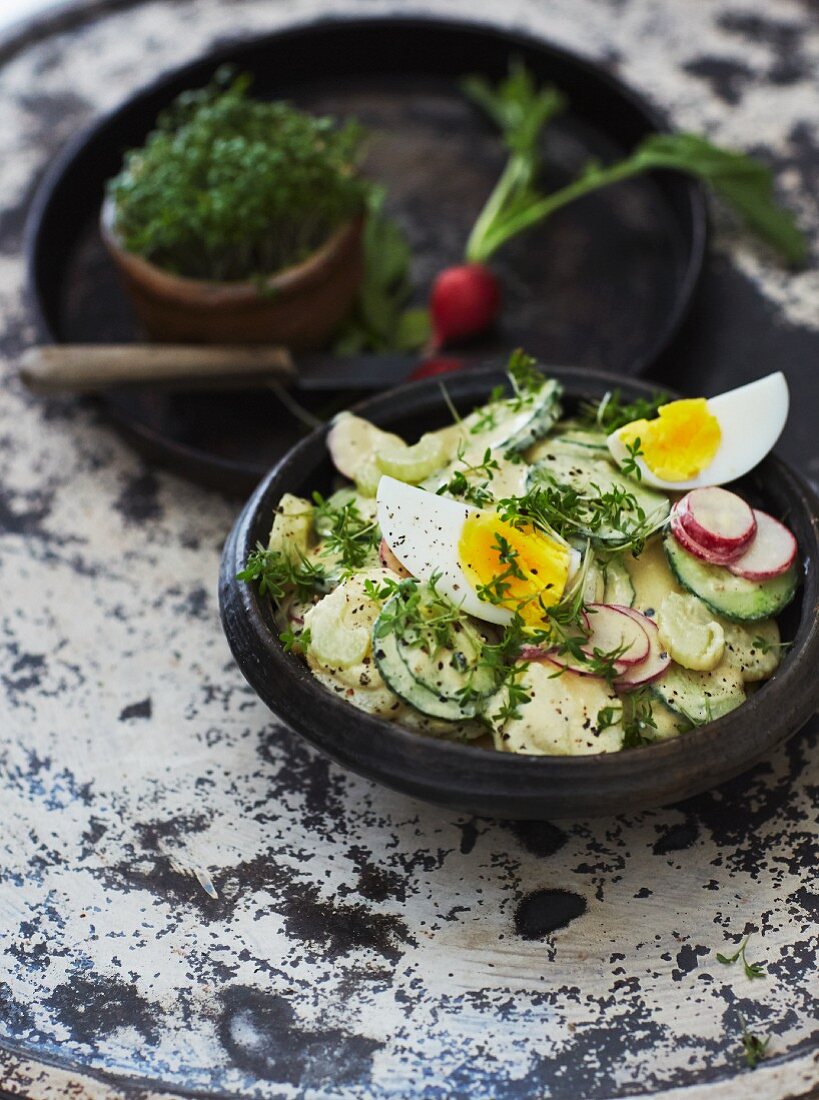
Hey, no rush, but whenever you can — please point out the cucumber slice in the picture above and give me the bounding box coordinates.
[651,663,746,726]
[429,380,563,494]
[396,628,496,704]
[526,450,670,546]
[372,589,497,720]
[373,629,470,720]
[555,428,609,451]
[502,380,563,452]
[664,536,798,622]
[602,557,635,607]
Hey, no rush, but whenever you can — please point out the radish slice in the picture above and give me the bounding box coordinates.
[727,510,798,580]
[670,503,733,565]
[379,537,412,578]
[615,609,670,689]
[677,487,756,560]
[584,604,650,665]
[526,605,649,677]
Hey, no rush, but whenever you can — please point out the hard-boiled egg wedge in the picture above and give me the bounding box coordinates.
[606,372,789,490]
[376,476,579,626]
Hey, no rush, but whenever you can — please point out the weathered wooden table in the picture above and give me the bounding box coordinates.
[0,1,816,1097]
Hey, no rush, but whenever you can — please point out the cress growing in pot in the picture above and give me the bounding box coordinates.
[106,67,372,282]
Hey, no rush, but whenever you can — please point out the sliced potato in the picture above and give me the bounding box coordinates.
[269,493,314,559]
[657,592,725,672]
[721,618,782,683]
[489,662,624,755]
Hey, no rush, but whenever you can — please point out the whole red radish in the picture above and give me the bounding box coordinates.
[429,263,500,347]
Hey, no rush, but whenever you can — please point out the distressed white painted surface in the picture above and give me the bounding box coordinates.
[0,1,816,1098]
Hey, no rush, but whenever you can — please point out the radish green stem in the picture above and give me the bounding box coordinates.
[467,159,643,263]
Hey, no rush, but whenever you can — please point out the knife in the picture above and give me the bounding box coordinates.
[18,344,457,395]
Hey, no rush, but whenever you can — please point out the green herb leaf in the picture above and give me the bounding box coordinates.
[620,437,644,481]
[499,477,663,555]
[739,1015,770,1070]
[716,949,742,965]
[237,542,327,603]
[333,188,429,353]
[716,935,766,979]
[395,308,432,350]
[462,65,806,267]
[621,688,658,747]
[462,62,566,264]
[463,61,566,160]
[580,389,670,434]
[311,491,380,573]
[631,133,807,267]
[596,705,622,732]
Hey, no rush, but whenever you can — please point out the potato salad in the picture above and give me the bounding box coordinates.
[239,353,798,756]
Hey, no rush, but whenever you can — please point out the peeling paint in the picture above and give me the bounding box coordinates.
[0,0,816,1097]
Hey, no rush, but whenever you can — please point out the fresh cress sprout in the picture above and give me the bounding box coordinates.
[716,935,766,980]
[740,1020,770,1070]
[580,389,670,434]
[311,492,380,573]
[109,68,371,281]
[237,543,328,602]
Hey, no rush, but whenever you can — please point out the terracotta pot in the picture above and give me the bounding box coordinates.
[100,196,365,349]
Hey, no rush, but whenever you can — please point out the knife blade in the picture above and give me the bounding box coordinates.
[296,351,423,390]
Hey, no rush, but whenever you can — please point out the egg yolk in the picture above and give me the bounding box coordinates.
[617,398,721,481]
[458,514,571,623]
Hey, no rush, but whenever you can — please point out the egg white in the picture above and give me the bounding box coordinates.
[376,476,513,625]
[606,372,789,490]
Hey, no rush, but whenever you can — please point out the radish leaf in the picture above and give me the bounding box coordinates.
[463,66,806,268]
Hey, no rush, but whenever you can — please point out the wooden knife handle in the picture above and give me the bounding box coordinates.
[18,344,297,393]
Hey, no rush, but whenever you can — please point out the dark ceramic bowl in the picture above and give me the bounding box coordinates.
[219,366,819,818]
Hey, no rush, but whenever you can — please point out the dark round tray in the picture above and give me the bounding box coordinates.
[26,14,707,494]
